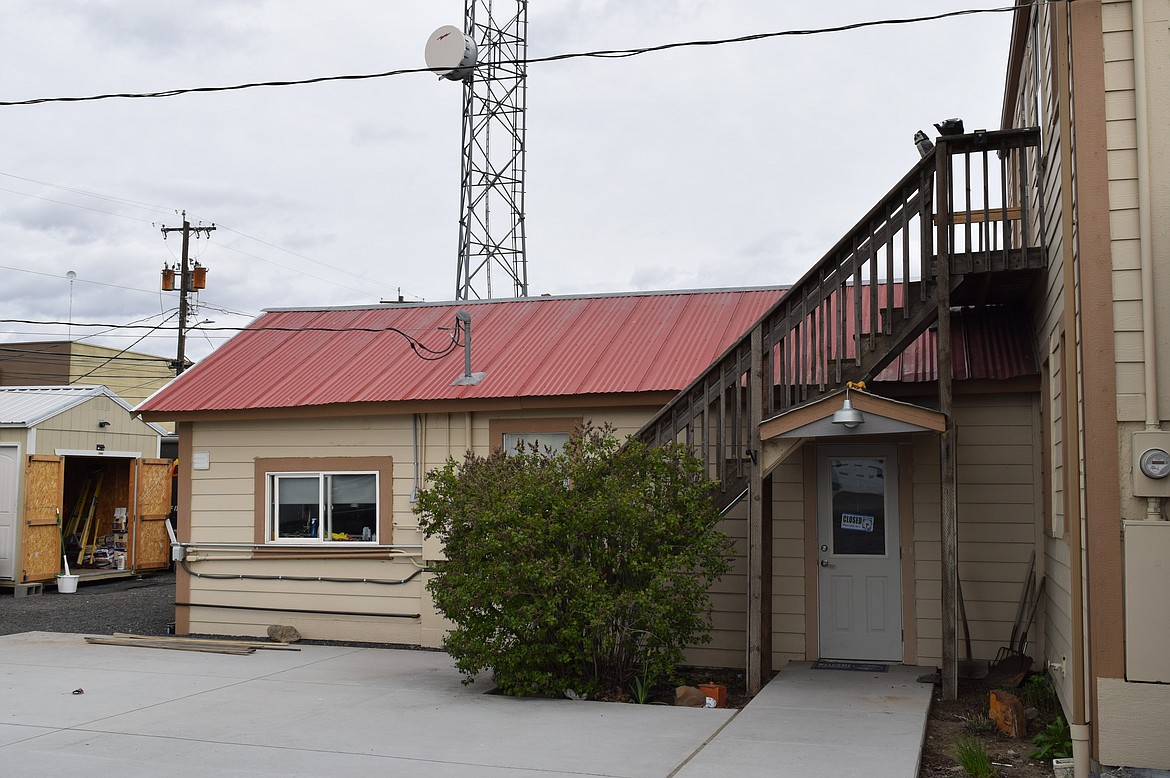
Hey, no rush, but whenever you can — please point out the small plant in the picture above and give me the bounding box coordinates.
[1030,716,1072,760]
[959,712,998,735]
[629,671,653,704]
[952,737,997,778]
[1019,673,1058,711]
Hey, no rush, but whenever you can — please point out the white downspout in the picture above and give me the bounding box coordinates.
[1133,0,1164,526]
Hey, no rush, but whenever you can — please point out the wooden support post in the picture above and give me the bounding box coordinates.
[747,325,767,694]
[936,139,960,701]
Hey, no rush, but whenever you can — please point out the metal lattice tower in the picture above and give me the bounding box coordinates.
[455,1,528,300]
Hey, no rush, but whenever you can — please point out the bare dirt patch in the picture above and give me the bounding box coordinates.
[919,675,1060,778]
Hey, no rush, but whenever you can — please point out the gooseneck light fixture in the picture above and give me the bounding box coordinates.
[832,388,865,429]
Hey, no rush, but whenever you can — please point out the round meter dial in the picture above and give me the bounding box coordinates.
[1139,448,1170,479]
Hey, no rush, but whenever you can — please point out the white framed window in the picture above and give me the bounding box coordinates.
[489,417,581,457]
[269,471,378,543]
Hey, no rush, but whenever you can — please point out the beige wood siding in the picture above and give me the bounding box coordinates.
[32,395,160,456]
[67,344,176,410]
[685,499,747,668]
[913,394,1042,666]
[183,406,660,642]
[770,457,807,665]
[1008,0,1088,718]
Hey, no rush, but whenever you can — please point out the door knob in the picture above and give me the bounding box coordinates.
[819,559,834,568]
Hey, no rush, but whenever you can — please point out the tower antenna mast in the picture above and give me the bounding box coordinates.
[427,2,529,301]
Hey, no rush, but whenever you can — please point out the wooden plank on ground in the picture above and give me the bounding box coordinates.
[85,636,254,655]
[111,633,300,651]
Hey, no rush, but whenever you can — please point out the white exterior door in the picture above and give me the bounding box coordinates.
[817,446,902,661]
[0,445,18,580]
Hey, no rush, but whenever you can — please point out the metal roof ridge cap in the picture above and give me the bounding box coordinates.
[258,285,793,313]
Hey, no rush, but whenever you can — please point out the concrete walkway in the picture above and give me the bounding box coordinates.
[0,633,932,777]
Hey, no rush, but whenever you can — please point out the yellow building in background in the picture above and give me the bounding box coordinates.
[0,340,177,411]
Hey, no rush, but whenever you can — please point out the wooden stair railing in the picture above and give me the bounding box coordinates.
[635,128,1042,512]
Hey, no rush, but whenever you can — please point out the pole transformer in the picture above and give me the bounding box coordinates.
[455,1,529,300]
[160,211,214,374]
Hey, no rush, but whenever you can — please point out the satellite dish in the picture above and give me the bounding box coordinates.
[425,25,477,82]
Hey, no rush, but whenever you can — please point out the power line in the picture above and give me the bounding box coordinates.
[209,222,405,295]
[1,318,463,360]
[0,262,164,297]
[0,347,174,365]
[71,311,180,384]
[0,5,1024,107]
[0,171,174,215]
[0,173,420,301]
[0,184,157,224]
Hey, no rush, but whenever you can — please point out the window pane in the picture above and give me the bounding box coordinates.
[829,458,887,556]
[327,474,377,541]
[274,475,320,539]
[503,431,569,456]
[330,474,376,503]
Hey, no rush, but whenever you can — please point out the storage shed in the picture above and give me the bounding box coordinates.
[0,386,172,586]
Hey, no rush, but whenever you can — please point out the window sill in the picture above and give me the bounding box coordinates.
[252,545,391,560]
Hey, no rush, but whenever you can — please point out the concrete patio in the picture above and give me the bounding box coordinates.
[0,632,932,777]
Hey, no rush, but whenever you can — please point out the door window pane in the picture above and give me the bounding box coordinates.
[829,458,887,556]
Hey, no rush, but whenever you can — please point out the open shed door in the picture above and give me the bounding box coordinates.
[23,455,64,582]
[133,458,173,571]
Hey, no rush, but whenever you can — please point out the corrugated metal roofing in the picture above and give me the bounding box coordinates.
[136,288,1038,418]
[876,307,1038,382]
[0,385,124,427]
[137,289,788,415]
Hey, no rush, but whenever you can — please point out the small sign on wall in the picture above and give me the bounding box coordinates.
[840,512,874,532]
[192,451,210,470]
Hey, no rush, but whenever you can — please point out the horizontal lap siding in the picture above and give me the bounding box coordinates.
[685,456,806,670]
[914,394,1042,666]
[186,417,416,641]
[772,459,807,664]
[687,501,747,668]
[186,407,660,644]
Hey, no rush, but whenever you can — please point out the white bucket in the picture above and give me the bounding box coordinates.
[56,574,79,594]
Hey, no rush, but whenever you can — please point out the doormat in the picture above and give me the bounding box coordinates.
[812,660,889,673]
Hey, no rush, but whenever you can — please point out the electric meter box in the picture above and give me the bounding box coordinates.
[1132,431,1170,497]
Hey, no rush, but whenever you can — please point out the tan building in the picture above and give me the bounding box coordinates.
[137,285,1041,670]
[135,4,1170,772]
[997,0,1170,771]
[0,341,177,411]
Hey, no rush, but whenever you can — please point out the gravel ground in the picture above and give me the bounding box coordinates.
[0,571,175,637]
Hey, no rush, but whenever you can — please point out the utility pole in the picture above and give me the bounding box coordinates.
[160,211,214,375]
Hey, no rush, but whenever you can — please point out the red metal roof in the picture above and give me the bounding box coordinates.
[876,307,1038,382]
[138,289,787,415]
[137,288,1037,418]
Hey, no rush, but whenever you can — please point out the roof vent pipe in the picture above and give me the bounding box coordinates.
[452,309,486,386]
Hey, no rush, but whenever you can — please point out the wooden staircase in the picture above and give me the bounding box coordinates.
[635,128,1044,512]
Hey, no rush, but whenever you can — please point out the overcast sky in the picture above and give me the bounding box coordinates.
[0,1,1015,365]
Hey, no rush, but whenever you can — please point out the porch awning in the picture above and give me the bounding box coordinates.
[759,388,945,440]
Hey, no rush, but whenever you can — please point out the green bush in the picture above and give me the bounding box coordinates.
[414,423,734,699]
